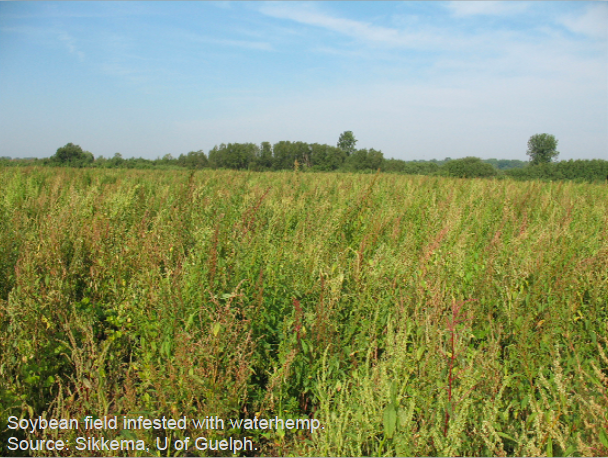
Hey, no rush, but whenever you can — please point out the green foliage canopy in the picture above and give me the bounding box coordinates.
[177,150,208,169]
[337,131,358,156]
[50,143,94,167]
[208,143,258,170]
[21,134,604,183]
[440,157,498,178]
[527,134,559,165]
[346,148,384,171]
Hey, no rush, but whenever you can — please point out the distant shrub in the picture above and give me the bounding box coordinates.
[440,157,498,178]
[483,158,526,170]
[343,148,384,171]
[382,159,440,175]
[49,143,94,167]
[504,159,608,182]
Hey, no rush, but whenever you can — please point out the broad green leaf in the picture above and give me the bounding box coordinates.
[383,406,397,439]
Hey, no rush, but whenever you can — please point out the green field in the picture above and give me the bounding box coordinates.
[1,167,607,456]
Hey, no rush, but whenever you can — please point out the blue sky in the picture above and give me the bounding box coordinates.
[1,1,606,161]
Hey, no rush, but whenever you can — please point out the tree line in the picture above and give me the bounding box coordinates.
[1,132,607,182]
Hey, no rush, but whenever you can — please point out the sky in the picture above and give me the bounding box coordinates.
[1,1,606,161]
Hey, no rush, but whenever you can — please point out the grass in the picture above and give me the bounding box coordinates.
[1,166,607,456]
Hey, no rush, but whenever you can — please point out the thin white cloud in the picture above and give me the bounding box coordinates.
[0,25,86,61]
[170,28,274,51]
[558,3,608,39]
[445,1,529,18]
[58,31,85,61]
[195,36,273,52]
[0,25,40,35]
[258,2,502,53]
[257,2,590,58]
[259,2,423,48]
[257,2,605,76]
[209,1,233,10]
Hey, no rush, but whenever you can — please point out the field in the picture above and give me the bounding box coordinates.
[1,167,607,457]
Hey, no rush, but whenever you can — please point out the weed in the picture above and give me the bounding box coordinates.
[0,167,606,456]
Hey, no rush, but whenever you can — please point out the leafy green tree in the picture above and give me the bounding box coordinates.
[272,141,311,170]
[484,158,526,170]
[160,154,176,165]
[382,158,407,173]
[345,148,384,171]
[382,159,441,175]
[50,143,94,167]
[408,161,440,175]
[337,131,358,156]
[208,143,258,170]
[505,159,608,182]
[440,157,497,178]
[208,144,224,169]
[271,141,293,170]
[257,142,274,170]
[527,134,559,165]
[108,152,124,168]
[54,143,83,163]
[309,143,347,171]
[182,150,208,169]
[230,143,258,170]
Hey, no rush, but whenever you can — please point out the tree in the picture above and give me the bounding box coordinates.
[108,152,124,168]
[309,143,346,171]
[337,131,357,156]
[208,143,258,170]
[527,134,559,165]
[440,157,497,178]
[345,148,384,171]
[50,143,94,167]
[272,141,310,170]
[257,142,274,169]
[178,150,208,169]
[161,154,176,165]
[484,158,526,170]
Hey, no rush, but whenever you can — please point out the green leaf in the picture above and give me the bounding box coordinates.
[599,429,608,449]
[496,431,517,443]
[185,311,197,330]
[416,346,425,361]
[383,406,396,439]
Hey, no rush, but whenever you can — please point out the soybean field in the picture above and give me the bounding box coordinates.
[1,167,607,456]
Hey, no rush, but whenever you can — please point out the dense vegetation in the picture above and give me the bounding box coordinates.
[1,167,607,456]
[2,133,607,182]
